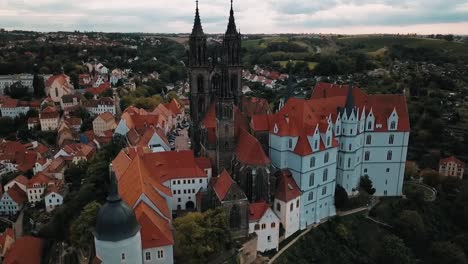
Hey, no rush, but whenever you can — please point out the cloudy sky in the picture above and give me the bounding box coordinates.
[1,0,467,34]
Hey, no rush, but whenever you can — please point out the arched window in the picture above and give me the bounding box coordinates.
[367,122,372,130]
[314,140,318,149]
[366,135,372,145]
[387,150,393,160]
[308,191,314,201]
[309,173,314,186]
[276,203,281,212]
[322,186,327,195]
[327,136,331,146]
[324,152,329,163]
[365,151,370,161]
[323,169,328,182]
[388,134,394,145]
[229,205,240,228]
[390,121,396,130]
[310,157,315,168]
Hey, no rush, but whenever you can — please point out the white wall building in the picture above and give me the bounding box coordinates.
[248,202,280,253]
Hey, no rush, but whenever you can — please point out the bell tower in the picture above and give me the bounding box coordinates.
[223,0,242,109]
[189,0,211,154]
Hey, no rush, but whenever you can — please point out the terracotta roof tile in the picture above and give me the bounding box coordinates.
[134,202,174,248]
[195,157,211,170]
[440,156,465,167]
[275,169,301,202]
[6,184,27,204]
[235,128,270,166]
[249,201,270,222]
[212,170,234,201]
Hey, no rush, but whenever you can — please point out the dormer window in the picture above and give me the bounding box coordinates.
[314,140,318,149]
[390,121,396,130]
[367,122,372,130]
[326,137,331,146]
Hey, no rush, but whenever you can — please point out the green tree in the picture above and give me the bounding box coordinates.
[429,241,467,264]
[334,184,349,209]
[174,208,232,263]
[33,74,45,97]
[360,175,376,195]
[166,91,179,102]
[69,201,102,250]
[5,81,30,99]
[378,234,414,264]
[395,210,426,244]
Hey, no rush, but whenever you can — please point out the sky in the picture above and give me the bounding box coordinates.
[0,0,468,34]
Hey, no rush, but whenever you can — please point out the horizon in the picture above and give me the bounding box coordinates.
[1,0,468,35]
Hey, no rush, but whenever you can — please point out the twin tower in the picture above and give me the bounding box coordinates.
[189,0,243,171]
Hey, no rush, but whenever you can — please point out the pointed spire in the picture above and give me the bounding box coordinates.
[191,0,204,36]
[226,0,238,35]
[107,164,121,202]
[345,82,355,117]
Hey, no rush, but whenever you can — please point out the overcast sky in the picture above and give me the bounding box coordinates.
[1,0,468,34]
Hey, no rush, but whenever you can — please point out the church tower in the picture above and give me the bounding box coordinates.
[94,166,142,263]
[189,0,211,154]
[223,0,242,108]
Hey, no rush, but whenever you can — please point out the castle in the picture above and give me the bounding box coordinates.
[93,1,410,262]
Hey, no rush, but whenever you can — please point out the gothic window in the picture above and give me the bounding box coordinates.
[310,157,315,168]
[324,152,329,163]
[367,122,372,130]
[276,203,281,212]
[365,151,370,161]
[366,135,372,145]
[309,173,314,186]
[389,134,394,145]
[308,191,314,201]
[322,186,327,195]
[198,46,202,65]
[229,205,241,228]
[387,150,393,160]
[323,169,328,182]
[390,121,396,130]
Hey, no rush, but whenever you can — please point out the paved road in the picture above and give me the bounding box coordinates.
[174,128,190,150]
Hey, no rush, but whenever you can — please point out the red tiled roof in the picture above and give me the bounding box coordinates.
[27,173,54,187]
[276,169,301,202]
[440,156,465,167]
[85,82,110,95]
[242,97,271,117]
[235,128,270,166]
[1,98,18,108]
[3,236,43,264]
[163,99,182,116]
[249,201,270,222]
[134,202,174,249]
[40,106,59,119]
[195,157,211,171]
[10,175,29,186]
[212,170,234,201]
[6,184,27,204]
[98,112,115,122]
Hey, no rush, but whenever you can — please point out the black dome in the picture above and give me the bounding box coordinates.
[94,169,140,242]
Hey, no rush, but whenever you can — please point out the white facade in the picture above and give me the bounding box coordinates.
[0,106,29,118]
[148,133,170,152]
[95,231,143,264]
[165,177,208,210]
[0,192,23,216]
[40,117,60,131]
[142,245,174,264]
[45,192,63,212]
[273,196,300,239]
[27,186,46,203]
[248,208,280,252]
[0,74,34,94]
[4,180,27,193]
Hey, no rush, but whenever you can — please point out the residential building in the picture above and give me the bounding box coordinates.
[60,94,81,111]
[439,156,465,179]
[127,127,170,152]
[0,184,27,216]
[26,173,58,203]
[0,74,35,94]
[85,97,116,115]
[39,106,60,131]
[248,201,280,253]
[54,143,95,164]
[27,117,40,130]
[44,184,65,212]
[93,112,117,136]
[0,98,29,118]
[4,175,29,193]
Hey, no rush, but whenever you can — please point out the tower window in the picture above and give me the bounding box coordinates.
[348,158,351,168]
[348,144,352,151]
[366,135,372,145]
[308,191,314,201]
[387,150,393,160]
[309,173,314,186]
[390,121,396,130]
[310,157,315,168]
[389,134,394,145]
[365,151,370,161]
[324,152,329,163]
[276,203,281,212]
[367,122,372,130]
[322,186,327,195]
[323,169,328,182]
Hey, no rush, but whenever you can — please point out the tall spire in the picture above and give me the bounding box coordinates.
[226,0,238,35]
[344,82,355,117]
[107,164,121,202]
[191,0,204,36]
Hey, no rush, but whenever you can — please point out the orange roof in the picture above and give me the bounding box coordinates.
[163,99,182,116]
[212,170,234,201]
[134,202,174,248]
[10,175,29,186]
[195,157,211,170]
[98,112,115,122]
[85,82,110,95]
[249,201,270,222]
[275,169,301,202]
[6,184,27,204]
[235,128,270,166]
[242,97,271,117]
[3,236,43,264]
[40,106,59,119]
[440,156,465,167]
[113,149,171,220]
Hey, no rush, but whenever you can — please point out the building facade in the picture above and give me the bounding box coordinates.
[439,156,465,179]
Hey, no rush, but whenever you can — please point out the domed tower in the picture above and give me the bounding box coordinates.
[94,167,142,264]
